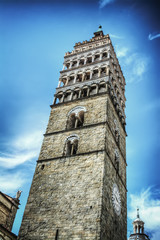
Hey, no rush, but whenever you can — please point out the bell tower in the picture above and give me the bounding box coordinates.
[18,26,127,240]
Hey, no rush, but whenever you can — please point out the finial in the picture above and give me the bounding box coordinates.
[97,25,102,31]
[16,190,22,199]
[137,207,140,218]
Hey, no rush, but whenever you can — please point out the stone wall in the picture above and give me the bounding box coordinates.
[18,152,104,240]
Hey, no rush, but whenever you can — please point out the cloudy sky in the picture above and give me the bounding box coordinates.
[0,0,160,239]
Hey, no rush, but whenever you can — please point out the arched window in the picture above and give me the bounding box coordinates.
[115,149,119,173]
[66,106,86,129]
[114,119,120,145]
[64,135,79,156]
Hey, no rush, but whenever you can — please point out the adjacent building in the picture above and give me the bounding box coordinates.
[0,191,21,240]
[128,209,150,240]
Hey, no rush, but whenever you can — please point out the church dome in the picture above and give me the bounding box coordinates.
[128,209,150,240]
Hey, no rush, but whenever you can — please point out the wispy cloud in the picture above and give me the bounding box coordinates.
[0,131,43,168]
[116,47,128,57]
[110,34,124,40]
[99,0,116,8]
[128,187,160,239]
[0,172,26,194]
[148,33,160,41]
[124,53,149,83]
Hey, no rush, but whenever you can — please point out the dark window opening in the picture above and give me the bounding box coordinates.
[81,89,88,97]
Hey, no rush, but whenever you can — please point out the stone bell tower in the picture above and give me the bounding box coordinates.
[18,26,127,240]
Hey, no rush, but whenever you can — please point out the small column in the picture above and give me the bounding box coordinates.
[84,58,87,65]
[98,68,101,77]
[100,53,103,60]
[78,90,82,98]
[92,55,95,62]
[65,77,69,86]
[58,79,62,88]
[70,91,74,101]
[87,87,90,96]
[75,118,78,128]
[96,85,99,94]
[71,144,74,155]
[90,70,93,79]
[77,59,80,67]
[82,73,85,82]
[61,93,65,103]
[53,96,57,105]
[74,75,77,84]
[69,61,72,69]
[106,66,110,75]
[62,64,65,70]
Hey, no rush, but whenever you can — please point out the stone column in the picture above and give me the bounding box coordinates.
[65,77,69,86]
[96,85,99,94]
[61,93,65,103]
[70,91,74,101]
[58,79,62,87]
[90,70,93,79]
[87,87,90,96]
[106,66,110,75]
[82,73,85,82]
[77,59,80,67]
[74,75,77,84]
[100,53,103,60]
[53,97,57,105]
[62,64,65,70]
[69,61,72,69]
[78,90,82,98]
[98,68,101,77]
[92,55,95,62]
[75,118,78,128]
[84,58,87,65]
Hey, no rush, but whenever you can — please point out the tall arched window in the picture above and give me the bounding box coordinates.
[114,119,120,145]
[66,106,86,129]
[114,149,119,173]
[64,135,79,156]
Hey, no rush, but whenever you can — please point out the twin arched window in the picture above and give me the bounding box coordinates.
[66,106,86,129]
[64,135,79,156]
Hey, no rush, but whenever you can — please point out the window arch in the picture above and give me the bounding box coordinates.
[64,135,79,156]
[114,119,120,145]
[66,106,86,129]
[114,149,120,173]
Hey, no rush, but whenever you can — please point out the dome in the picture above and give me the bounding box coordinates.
[129,233,150,240]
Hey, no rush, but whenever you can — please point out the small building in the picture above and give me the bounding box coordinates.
[0,191,21,240]
[129,208,150,240]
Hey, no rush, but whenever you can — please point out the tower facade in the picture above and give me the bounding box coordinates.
[18,26,127,240]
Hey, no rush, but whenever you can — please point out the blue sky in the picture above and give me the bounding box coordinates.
[0,0,160,239]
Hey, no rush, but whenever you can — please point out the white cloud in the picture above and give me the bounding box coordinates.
[128,187,160,239]
[116,47,128,57]
[99,0,116,8]
[110,34,124,40]
[148,33,160,41]
[0,172,26,194]
[0,131,43,168]
[124,53,149,83]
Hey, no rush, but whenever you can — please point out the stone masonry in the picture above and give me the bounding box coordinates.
[18,26,127,240]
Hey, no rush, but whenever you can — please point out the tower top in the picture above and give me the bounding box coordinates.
[94,25,104,37]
